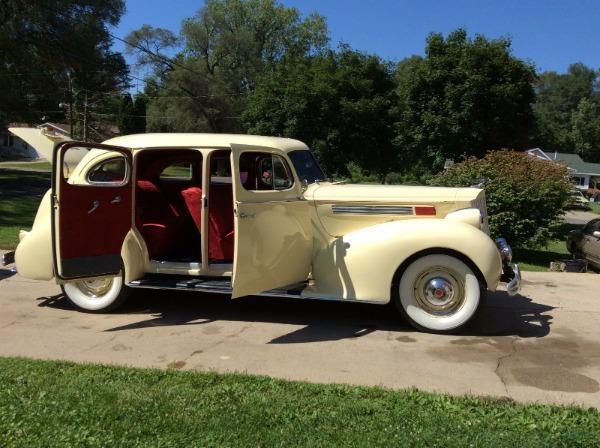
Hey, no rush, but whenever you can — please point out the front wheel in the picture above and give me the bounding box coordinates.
[61,271,131,313]
[393,254,485,334]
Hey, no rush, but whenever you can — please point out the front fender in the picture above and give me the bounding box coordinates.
[309,219,503,303]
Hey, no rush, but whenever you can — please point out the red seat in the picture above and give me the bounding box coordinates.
[136,180,179,258]
[181,187,203,234]
[208,184,234,261]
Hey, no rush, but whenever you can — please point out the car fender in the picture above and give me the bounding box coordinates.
[309,219,503,303]
[15,190,54,281]
[121,229,147,284]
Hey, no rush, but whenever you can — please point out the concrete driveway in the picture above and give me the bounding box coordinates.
[1,258,599,409]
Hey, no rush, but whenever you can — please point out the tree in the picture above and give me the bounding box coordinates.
[396,29,537,171]
[126,0,328,133]
[242,46,399,181]
[117,94,135,135]
[428,150,573,248]
[0,0,129,131]
[532,63,600,152]
[570,97,600,162]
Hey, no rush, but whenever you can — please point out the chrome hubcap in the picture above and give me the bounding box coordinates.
[424,277,454,307]
[75,278,113,299]
[413,267,465,316]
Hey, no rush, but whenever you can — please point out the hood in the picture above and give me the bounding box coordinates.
[311,183,481,204]
[307,182,486,238]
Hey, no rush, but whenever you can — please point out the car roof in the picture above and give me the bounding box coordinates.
[102,133,309,153]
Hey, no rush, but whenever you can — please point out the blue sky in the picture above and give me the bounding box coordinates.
[113,0,599,74]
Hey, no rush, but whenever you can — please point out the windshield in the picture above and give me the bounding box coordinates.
[288,150,327,184]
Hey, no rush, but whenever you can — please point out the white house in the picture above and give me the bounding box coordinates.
[527,148,600,190]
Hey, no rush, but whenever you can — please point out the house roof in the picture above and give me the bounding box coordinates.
[527,148,600,176]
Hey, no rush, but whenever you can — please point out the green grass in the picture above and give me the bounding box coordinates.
[0,197,43,249]
[0,170,49,249]
[590,203,600,215]
[0,357,598,447]
[512,223,596,272]
[0,161,52,171]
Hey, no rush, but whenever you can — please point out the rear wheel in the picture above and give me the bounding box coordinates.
[394,254,485,334]
[61,271,131,313]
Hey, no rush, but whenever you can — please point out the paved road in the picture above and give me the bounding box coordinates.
[1,255,599,409]
[564,209,598,225]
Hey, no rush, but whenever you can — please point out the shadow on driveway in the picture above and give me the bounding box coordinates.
[37,287,553,343]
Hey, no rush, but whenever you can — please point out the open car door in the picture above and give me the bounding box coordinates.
[53,142,132,280]
[230,144,312,298]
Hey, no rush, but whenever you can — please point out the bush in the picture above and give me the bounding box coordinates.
[428,150,572,248]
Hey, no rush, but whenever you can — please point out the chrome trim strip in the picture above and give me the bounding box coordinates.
[331,205,414,215]
[258,290,386,304]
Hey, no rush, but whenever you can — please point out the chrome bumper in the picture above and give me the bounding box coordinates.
[496,238,521,296]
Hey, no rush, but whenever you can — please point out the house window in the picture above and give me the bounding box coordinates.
[2,134,14,147]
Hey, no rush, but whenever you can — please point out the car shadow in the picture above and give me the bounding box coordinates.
[38,287,554,342]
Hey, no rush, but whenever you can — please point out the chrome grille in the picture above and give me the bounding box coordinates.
[472,193,490,235]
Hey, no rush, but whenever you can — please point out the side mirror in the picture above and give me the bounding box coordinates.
[593,231,600,238]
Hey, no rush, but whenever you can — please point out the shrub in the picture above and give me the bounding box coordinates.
[428,150,572,248]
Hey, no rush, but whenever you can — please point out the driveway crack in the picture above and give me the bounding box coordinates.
[495,336,518,398]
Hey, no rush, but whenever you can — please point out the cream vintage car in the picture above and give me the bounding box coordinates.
[3,128,520,334]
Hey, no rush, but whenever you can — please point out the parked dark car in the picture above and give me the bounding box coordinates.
[567,218,600,270]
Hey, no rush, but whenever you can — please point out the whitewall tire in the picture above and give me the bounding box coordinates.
[61,272,131,313]
[394,254,484,334]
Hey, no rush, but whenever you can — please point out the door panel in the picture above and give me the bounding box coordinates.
[53,143,132,279]
[230,145,312,298]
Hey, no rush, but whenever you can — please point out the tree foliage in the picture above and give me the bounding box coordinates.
[0,0,129,131]
[429,151,573,248]
[395,29,537,170]
[242,46,398,181]
[533,63,600,156]
[126,0,328,133]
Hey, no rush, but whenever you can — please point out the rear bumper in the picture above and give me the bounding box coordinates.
[496,238,521,296]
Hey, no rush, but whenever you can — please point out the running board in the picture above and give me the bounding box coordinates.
[128,274,307,298]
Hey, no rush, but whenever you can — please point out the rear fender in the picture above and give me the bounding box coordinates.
[15,190,54,280]
[309,219,503,303]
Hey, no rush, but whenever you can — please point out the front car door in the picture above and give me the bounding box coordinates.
[53,143,132,279]
[230,144,312,298]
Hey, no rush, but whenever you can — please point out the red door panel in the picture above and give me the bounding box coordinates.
[54,143,132,279]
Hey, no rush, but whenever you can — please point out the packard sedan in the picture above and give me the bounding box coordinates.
[3,128,520,334]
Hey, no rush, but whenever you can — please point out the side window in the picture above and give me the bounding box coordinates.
[584,220,600,234]
[159,161,193,181]
[87,156,127,185]
[241,152,293,191]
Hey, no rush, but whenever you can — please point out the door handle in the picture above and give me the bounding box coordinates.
[238,212,256,219]
[111,196,121,204]
[88,200,100,214]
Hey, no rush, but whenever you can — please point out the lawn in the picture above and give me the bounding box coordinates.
[0,161,52,171]
[0,170,50,249]
[0,357,598,447]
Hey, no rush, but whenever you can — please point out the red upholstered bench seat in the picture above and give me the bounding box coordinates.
[208,184,234,261]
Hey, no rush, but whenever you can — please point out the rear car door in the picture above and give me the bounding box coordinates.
[53,143,132,279]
